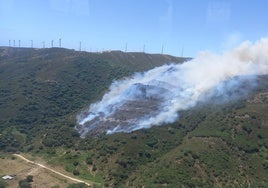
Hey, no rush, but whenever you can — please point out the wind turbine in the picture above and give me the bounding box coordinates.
[59,38,61,48]
[125,43,128,52]
[51,40,54,48]
[143,44,145,53]
[31,40,33,48]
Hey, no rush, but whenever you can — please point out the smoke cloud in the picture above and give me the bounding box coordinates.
[76,38,268,137]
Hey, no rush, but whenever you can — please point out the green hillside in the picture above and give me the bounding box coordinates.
[0,47,186,150]
[0,47,267,187]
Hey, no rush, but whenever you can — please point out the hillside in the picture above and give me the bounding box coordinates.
[0,47,186,150]
[0,47,268,187]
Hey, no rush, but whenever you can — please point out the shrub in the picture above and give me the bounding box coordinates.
[92,164,97,171]
[73,169,80,176]
[86,157,93,165]
[26,175,33,182]
[73,161,79,166]
[18,180,32,188]
[0,181,7,188]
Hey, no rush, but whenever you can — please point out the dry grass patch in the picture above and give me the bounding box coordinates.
[0,154,89,188]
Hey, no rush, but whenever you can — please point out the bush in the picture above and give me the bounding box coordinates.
[18,180,32,188]
[73,161,79,166]
[86,157,93,165]
[73,169,80,176]
[92,164,97,171]
[0,181,7,188]
[26,175,33,182]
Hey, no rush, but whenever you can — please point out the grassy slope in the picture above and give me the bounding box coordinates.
[0,47,267,187]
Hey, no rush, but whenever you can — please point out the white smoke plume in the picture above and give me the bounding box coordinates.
[76,38,268,137]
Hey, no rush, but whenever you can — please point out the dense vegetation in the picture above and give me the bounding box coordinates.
[0,47,186,152]
[0,47,267,187]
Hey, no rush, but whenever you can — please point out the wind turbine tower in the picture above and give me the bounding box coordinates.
[59,38,61,48]
[125,43,128,52]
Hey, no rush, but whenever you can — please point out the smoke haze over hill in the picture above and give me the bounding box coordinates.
[77,38,268,137]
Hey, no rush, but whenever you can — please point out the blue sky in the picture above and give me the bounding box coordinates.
[0,0,267,57]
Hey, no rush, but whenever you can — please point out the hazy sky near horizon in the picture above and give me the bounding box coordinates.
[0,0,267,57]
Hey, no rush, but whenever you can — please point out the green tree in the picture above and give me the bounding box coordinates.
[86,157,93,165]
[73,169,80,176]
[26,175,33,182]
[73,161,79,166]
[18,180,32,188]
[0,180,7,188]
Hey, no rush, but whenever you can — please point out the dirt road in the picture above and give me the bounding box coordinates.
[13,154,91,186]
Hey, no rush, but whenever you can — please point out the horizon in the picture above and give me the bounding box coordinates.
[1,0,268,57]
[0,45,194,58]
